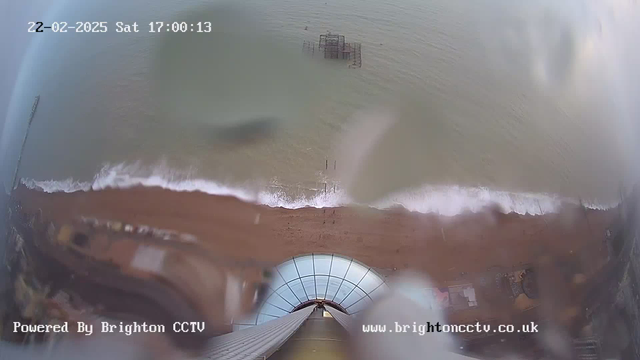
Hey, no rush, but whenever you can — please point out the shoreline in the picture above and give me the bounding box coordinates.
[20,173,619,216]
[13,184,616,285]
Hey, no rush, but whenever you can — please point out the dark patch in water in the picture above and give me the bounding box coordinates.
[214,117,279,145]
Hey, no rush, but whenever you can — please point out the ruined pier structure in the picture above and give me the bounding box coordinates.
[303,33,362,68]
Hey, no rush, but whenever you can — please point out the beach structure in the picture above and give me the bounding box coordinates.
[4,181,640,358]
[303,32,362,68]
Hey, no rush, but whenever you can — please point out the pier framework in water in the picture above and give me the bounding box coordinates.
[303,32,362,68]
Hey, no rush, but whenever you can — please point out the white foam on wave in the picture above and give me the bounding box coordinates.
[21,178,91,193]
[20,163,617,216]
[258,187,351,209]
[372,185,564,216]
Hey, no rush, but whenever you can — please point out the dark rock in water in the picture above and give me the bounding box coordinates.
[215,117,279,144]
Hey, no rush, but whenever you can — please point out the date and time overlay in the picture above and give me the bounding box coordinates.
[28,21,213,33]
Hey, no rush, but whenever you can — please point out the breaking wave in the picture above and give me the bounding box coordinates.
[20,163,617,216]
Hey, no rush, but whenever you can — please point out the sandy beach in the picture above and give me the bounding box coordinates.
[13,185,617,286]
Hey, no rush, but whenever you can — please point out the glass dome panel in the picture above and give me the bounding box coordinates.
[233,254,386,330]
[315,275,329,299]
[313,254,333,275]
[277,259,299,282]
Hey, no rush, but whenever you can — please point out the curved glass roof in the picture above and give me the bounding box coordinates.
[233,254,388,331]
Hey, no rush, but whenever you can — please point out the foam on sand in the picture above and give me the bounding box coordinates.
[20,163,617,216]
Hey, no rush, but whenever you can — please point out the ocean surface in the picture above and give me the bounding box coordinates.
[2,0,640,215]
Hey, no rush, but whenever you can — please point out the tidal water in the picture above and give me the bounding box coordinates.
[2,0,639,214]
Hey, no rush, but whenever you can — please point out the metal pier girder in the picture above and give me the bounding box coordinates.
[325,306,355,334]
[201,306,315,360]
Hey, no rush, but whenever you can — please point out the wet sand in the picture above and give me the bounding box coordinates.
[13,185,617,286]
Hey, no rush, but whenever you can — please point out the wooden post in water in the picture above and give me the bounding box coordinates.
[333,160,337,193]
[323,159,338,194]
[324,159,328,196]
